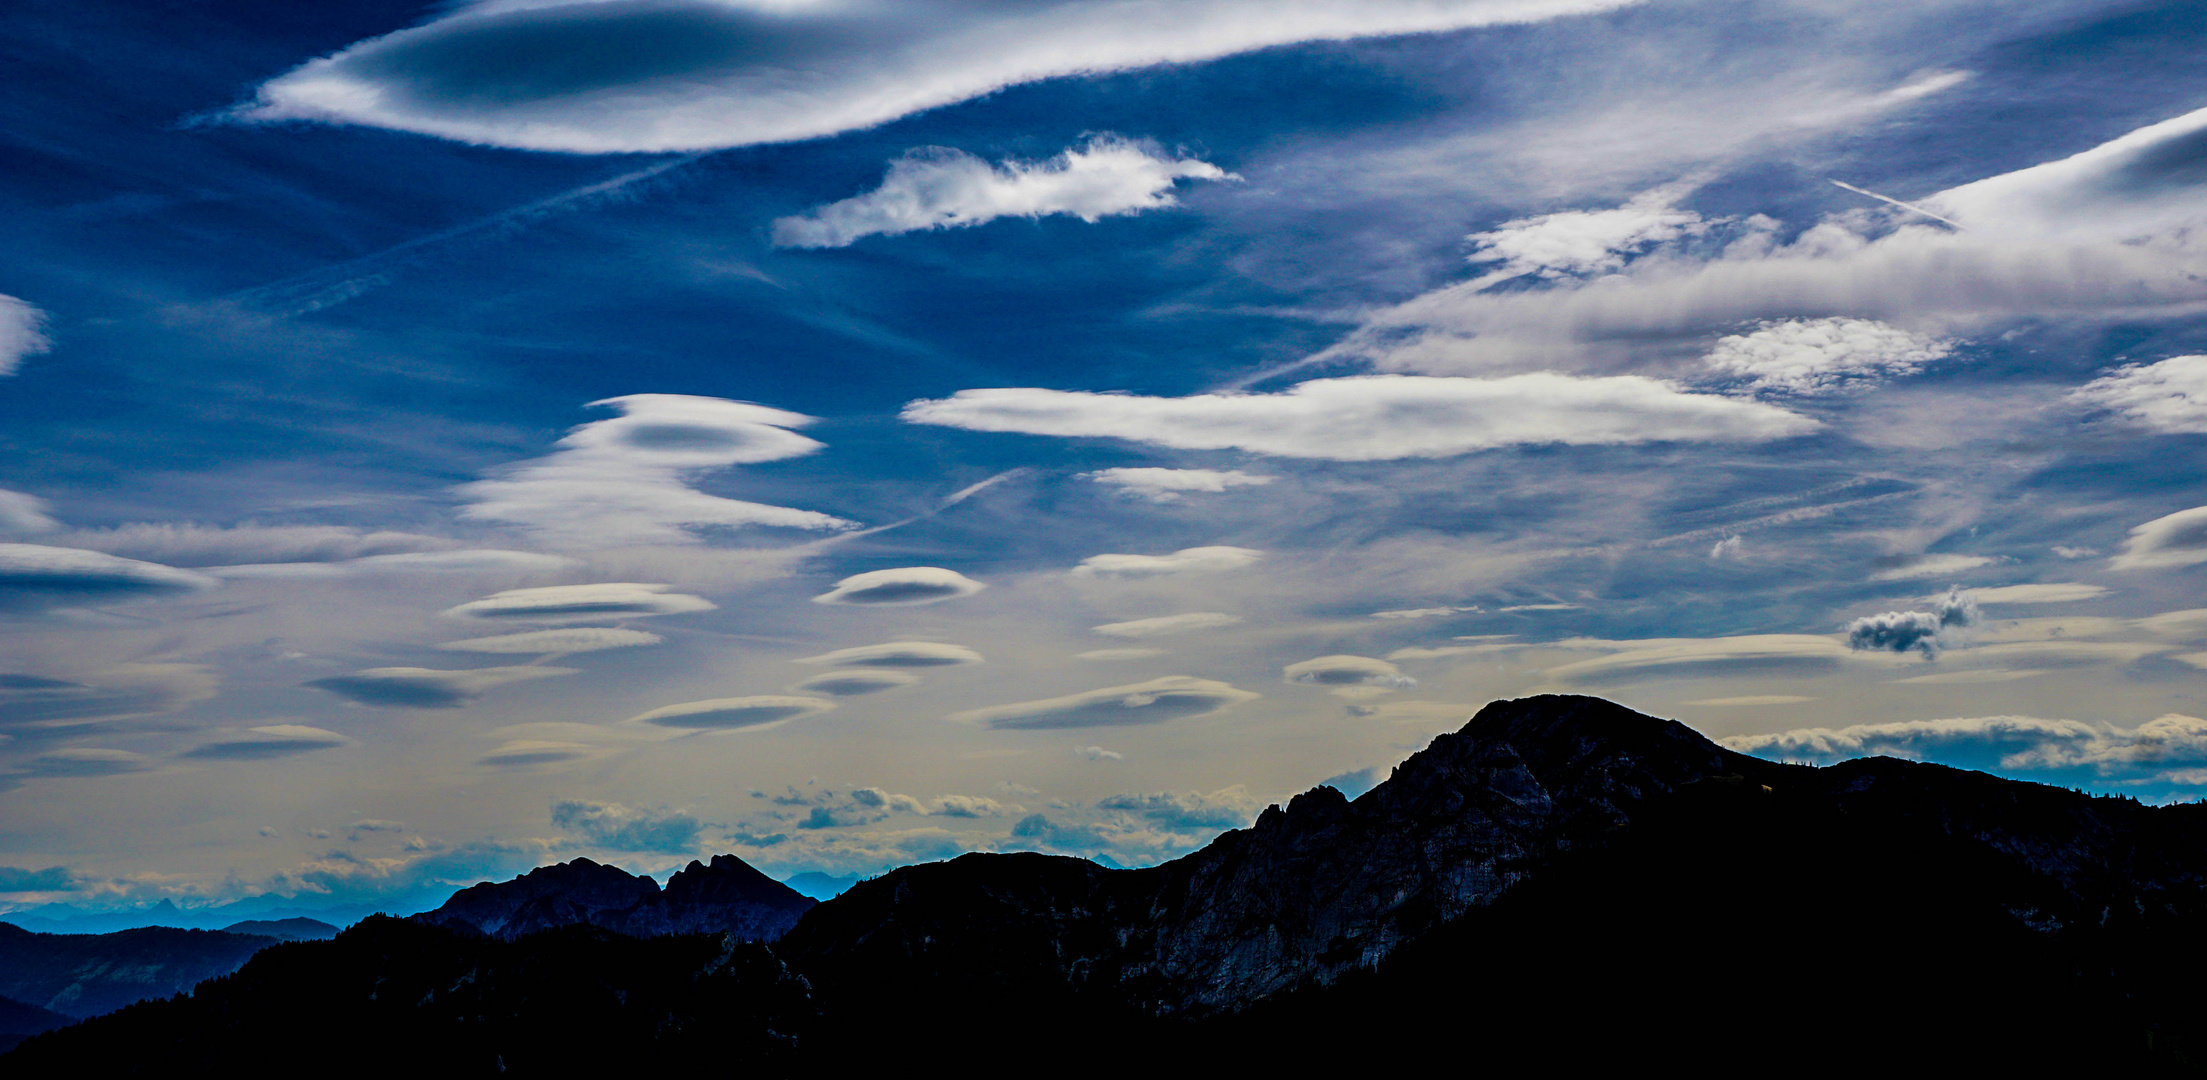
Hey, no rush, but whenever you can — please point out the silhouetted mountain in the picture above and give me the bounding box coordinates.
[16,696,2207,1071]
[219,918,338,941]
[0,922,278,1019]
[410,854,814,941]
[0,993,70,1054]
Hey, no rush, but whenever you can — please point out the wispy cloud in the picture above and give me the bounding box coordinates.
[0,295,50,377]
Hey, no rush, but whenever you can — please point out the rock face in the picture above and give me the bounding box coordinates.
[411,854,813,942]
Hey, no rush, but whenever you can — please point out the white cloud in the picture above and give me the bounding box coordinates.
[1704,317,1953,395]
[790,668,920,696]
[1545,634,1857,682]
[2053,546,2100,559]
[1370,606,1476,619]
[0,544,221,611]
[1868,554,1997,581]
[1727,713,2207,783]
[1683,695,1814,706]
[1095,787,1264,831]
[551,799,702,854]
[1952,583,2107,606]
[1071,546,1262,578]
[60,524,452,567]
[904,373,1815,461]
[1464,187,1706,289]
[308,665,576,708]
[245,0,1639,153]
[2072,356,2207,434]
[1708,535,1743,560]
[1082,468,1274,503]
[812,566,986,606]
[796,641,984,667]
[458,394,853,549]
[1077,648,1164,661]
[950,676,1258,730]
[16,748,153,778]
[478,739,595,767]
[772,137,1231,248]
[179,725,352,761]
[209,549,579,579]
[0,295,50,377]
[0,491,58,534]
[1073,745,1125,762]
[443,582,716,622]
[2112,506,2207,571]
[437,627,664,654]
[1926,105,2207,242]
[627,695,834,731]
[1282,655,1415,694]
[1092,612,1242,638]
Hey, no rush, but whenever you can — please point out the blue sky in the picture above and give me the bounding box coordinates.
[5,0,2207,922]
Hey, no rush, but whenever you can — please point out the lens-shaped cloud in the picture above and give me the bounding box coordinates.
[209,549,579,579]
[1092,612,1242,639]
[628,695,833,731]
[18,748,153,777]
[180,725,352,761]
[244,0,1638,153]
[2112,506,2207,571]
[1081,468,1274,503]
[1283,655,1416,689]
[796,640,984,667]
[443,582,716,622]
[0,544,220,611]
[438,627,665,654]
[478,740,596,767]
[904,374,1817,461]
[1544,634,1857,682]
[1071,546,1262,578]
[812,567,985,606]
[790,669,920,696]
[309,666,578,708]
[950,676,1257,730]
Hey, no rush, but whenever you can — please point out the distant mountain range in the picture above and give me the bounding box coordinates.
[11,695,2207,1071]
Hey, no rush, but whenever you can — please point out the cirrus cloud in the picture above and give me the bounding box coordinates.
[1071,546,1262,578]
[2073,356,2207,434]
[903,373,1816,461]
[1092,612,1242,639]
[0,294,51,377]
[1081,468,1274,503]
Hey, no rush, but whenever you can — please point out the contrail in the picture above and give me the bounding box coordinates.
[226,153,708,315]
[798,468,1035,549]
[1829,179,1964,230]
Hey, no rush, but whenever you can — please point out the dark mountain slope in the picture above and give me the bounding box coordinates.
[411,853,814,941]
[0,922,279,1018]
[0,994,71,1054]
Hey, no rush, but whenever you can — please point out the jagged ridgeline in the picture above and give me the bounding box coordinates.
[12,695,2207,1072]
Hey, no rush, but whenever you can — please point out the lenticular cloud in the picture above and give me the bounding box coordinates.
[243,0,1641,153]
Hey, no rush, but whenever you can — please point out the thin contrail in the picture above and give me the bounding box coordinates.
[1829,179,1964,229]
[226,153,708,315]
[797,468,1035,549]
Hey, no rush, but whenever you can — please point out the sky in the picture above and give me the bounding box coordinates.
[4,0,2207,924]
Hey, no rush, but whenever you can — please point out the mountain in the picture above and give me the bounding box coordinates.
[411,854,814,941]
[13,695,2207,1071]
[219,918,339,941]
[0,994,71,1055]
[0,923,280,1019]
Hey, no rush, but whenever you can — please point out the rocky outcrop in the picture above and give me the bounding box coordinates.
[411,854,813,942]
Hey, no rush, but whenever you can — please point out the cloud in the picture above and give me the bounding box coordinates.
[0,866,75,893]
[551,799,702,854]
[244,0,1638,153]
[0,665,216,728]
[1683,695,1814,706]
[1953,583,2106,606]
[0,490,58,534]
[1071,546,1262,578]
[1463,187,1707,288]
[60,524,453,567]
[16,748,154,778]
[308,665,576,708]
[2053,546,2100,560]
[1545,634,1855,682]
[904,373,1815,461]
[438,627,665,655]
[1082,468,1274,503]
[458,394,854,549]
[1073,745,1124,762]
[179,725,352,760]
[789,669,919,696]
[796,641,984,668]
[848,787,930,815]
[443,582,716,622]
[2112,506,2207,571]
[812,566,986,606]
[1095,787,1263,832]
[772,136,1231,248]
[1846,588,1979,658]
[950,676,1258,730]
[0,544,220,611]
[1708,535,1744,560]
[627,695,833,731]
[208,549,580,579]
[1091,612,1242,638]
[1726,714,2207,785]
[1868,554,1997,581]
[1371,607,1477,619]
[1703,318,1953,395]
[1077,648,1163,661]
[2071,356,2207,434]
[0,294,51,376]
[1282,655,1416,694]
[477,740,596,767]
